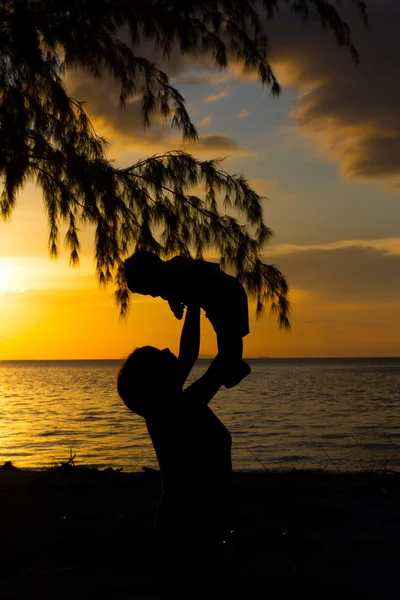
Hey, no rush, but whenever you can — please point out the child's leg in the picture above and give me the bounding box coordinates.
[208,278,251,388]
[216,332,251,388]
[217,331,243,364]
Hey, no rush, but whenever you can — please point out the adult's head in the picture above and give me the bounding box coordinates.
[117,345,179,418]
[124,251,164,297]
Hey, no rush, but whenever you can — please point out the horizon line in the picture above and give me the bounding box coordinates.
[1,356,399,362]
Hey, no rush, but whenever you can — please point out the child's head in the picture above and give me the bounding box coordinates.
[117,345,179,418]
[124,251,164,296]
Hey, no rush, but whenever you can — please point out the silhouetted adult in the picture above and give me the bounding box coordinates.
[117,305,232,598]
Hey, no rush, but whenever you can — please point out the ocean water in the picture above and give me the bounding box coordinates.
[0,358,399,472]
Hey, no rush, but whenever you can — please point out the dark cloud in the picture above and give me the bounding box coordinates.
[267,0,400,188]
[67,71,162,137]
[195,134,246,153]
[268,245,400,302]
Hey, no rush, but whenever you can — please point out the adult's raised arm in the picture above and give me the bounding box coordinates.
[182,355,224,407]
[176,304,200,388]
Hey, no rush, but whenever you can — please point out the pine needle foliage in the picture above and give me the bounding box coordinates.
[0,1,367,328]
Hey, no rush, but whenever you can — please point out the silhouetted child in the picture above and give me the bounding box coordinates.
[124,251,251,388]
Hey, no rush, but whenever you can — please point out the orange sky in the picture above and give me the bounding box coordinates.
[1,192,399,359]
[1,2,400,359]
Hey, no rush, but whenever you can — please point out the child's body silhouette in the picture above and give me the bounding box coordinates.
[124,251,251,388]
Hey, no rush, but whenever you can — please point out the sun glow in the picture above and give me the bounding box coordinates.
[0,261,12,293]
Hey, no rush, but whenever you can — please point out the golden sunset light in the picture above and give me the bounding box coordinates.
[0,0,399,362]
[0,261,11,293]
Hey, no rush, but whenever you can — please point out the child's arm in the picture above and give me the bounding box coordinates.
[176,304,200,388]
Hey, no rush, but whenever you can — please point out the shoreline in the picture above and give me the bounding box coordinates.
[5,464,400,476]
[1,463,398,598]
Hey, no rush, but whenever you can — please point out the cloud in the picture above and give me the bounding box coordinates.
[111,129,248,158]
[237,109,250,119]
[248,178,277,196]
[194,134,249,154]
[66,71,164,139]
[265,238,400,257]
[199,115,212,128]
[204,87,231,103]
[175,71,230,86]
[267,0,400,189]
[263,241,400,303]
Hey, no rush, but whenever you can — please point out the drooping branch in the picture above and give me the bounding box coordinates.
[0,0,368,331]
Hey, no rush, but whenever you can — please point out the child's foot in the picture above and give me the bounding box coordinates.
[224,360,251,389]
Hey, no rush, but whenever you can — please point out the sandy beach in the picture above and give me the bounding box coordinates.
[0,462,399,598]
